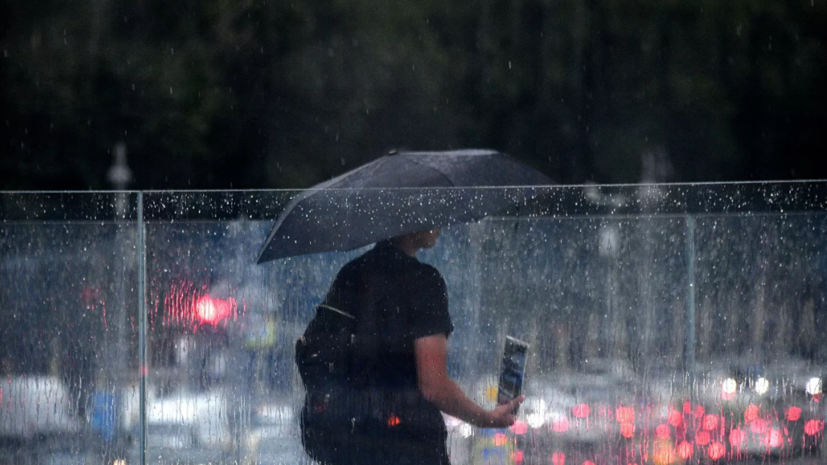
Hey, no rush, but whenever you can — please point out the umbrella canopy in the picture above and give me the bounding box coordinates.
[257,149,552,263]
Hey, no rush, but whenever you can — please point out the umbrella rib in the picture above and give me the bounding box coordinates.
[405,157,456,187]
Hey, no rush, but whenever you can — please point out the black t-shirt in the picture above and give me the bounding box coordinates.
[323,241,454,444]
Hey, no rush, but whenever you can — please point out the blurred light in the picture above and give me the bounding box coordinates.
[677,440,694,459]
[804,419,824,436]
[702,414,719,431]
[512,450,524,464]
[485,385,499,402]
[653,440,675,465]
[458,423,473,438]
[511,420,528,435]
[582,461,596,465]
[551,452,566,465]
[786,406,802,421]
[806,377,822,396]
[113,460,126,465]
[750,418,768,434]
[573,403,590,418]
[668,409,683,427]
[683,401,692,414]
[494,432,508,446]
[526,412,544,429]
[387,415,401,427]
[655,424,671,439]
[763,428,783,449]
[722,378,738,397]
[729,428,747,447]
[195,295,234,325]
[616,406,635,424]
[744,404,760,422]
[620,422,635,438]
[552,416,570,433]
[708,442,726,460]
[755,377,770,395]
[696,431,710,446]
[694,405,705,417]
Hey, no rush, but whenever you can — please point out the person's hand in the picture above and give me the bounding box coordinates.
[484,395,525,428]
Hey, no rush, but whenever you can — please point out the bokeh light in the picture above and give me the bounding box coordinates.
[572,404,590,418]
[702,414,719,431]
[804,419,824,436]
[677,440,693,459]
[786,406,802,421]
[708,442,726,460]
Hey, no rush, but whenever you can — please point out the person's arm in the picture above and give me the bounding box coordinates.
[414,333,523,428]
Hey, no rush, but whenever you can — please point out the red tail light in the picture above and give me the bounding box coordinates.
[668,409,683,427]
[511,420,528,435]
[744,404,760,422]
[677,440,694,459]
[551,452,566,465]
[195,295,234,325]
[702,414,719,431]
[615,406,635,424]
[804,419,824,436]
[573,403,590,418]
[708,442,726,460]
[786,406,802,421]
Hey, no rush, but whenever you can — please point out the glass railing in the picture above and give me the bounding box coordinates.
[2,182,826,464]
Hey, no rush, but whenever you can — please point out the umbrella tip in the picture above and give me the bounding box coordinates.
[386,146,412,156]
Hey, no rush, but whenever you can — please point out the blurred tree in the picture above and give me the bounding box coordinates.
[1,0,825,189]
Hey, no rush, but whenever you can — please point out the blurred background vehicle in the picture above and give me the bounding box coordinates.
[110,272,307,464]
[693,356,826,460]
[508,358,679,465]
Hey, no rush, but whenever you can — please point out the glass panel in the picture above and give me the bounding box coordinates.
[0,193,139,464]
[141,191,313,464]
[3,182,825,464]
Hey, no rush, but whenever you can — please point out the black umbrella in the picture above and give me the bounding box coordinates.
[256,149,552,263]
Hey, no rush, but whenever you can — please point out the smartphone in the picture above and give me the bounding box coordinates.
[497,336,529,412]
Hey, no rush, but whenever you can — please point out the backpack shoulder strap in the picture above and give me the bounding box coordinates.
[317,304,356,320]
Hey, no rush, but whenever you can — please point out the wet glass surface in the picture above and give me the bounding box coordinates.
[2,183,826,464]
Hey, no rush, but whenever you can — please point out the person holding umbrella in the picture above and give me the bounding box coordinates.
[258,150,550,464]
[298,226,524,465]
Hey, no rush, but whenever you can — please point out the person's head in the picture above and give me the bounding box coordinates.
[388,228,441,256]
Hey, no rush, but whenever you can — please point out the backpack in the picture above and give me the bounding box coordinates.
[295,303,358,391]
[296,304,361,464]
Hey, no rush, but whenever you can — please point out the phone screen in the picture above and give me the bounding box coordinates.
[497,336,529,410]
